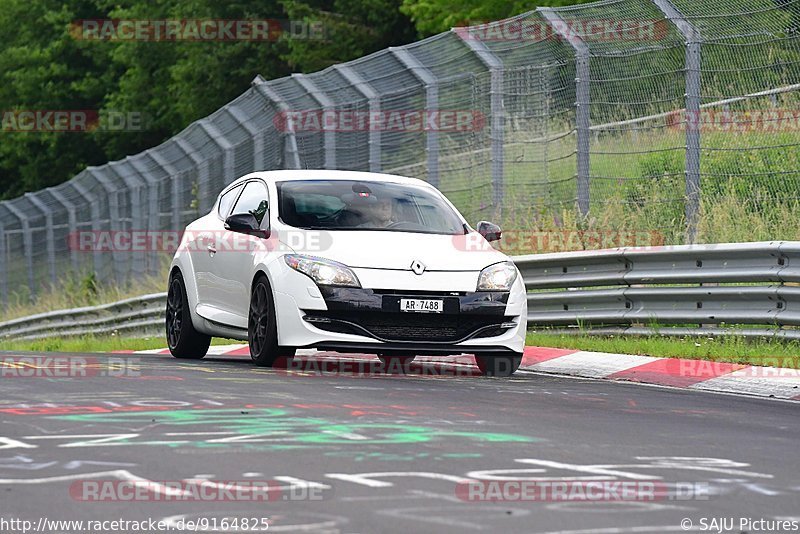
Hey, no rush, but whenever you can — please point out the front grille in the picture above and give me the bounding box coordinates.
[304,311,512,342]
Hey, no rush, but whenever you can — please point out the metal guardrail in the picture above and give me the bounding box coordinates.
[517,241,800,339]
[0,293,166,341]
[1,242,798,341]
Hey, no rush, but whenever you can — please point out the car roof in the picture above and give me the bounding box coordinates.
[226,169,431,190]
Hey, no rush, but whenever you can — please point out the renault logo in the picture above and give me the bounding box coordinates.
[410,260,426,275]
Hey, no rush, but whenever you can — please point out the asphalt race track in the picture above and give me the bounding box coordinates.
[1,350,798,534]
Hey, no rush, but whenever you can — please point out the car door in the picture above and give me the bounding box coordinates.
[193,183,243,316]
[210,179,270,324]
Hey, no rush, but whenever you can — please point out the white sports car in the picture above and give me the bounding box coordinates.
[166,170,527,376]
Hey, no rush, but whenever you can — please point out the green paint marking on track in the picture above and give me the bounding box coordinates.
[54,408,538,448]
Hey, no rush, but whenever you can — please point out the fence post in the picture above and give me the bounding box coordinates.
[651,0,702,242]
[4,201,36,299]
[148,149,184,232]
[69,180,104,279]
[199,118,236,186]
[226,106,265,170]
[109,162,148,279]
[293,74,336,169]
[174,138,209,215]
[48,187,80,274]
[128,155,164,276]
[252,75,302,169]
[454,27,505,213]
[540,9,590,217]
[390,47,440,187]
[86,168,126,282]
[24,193,56,286]
[0,221,6,305]
[334,64,382,172]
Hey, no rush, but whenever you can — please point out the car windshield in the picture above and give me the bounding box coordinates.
[276,179,466,235]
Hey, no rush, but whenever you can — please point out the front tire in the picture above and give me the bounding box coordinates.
[249,275,286,367]
[166,271,211,359]
[475,352,522,377]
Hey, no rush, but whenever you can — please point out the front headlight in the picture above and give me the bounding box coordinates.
[284,254,361,288]
[477,261,518,291]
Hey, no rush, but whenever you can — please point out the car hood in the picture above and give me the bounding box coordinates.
[281,229,509,272]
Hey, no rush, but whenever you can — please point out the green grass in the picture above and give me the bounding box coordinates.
[0,335,238,354]
[0,265,171,324]
[526,331,800,369]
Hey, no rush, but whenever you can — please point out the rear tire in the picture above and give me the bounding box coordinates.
[475,352,522,377]
[249,275,287,367]
[166,271,211,359]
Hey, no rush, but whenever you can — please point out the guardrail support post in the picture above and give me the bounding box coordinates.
[4,202,37,299]
[334,65,382,172]
[454,28,505,213]
[293,74,337,169]
[540,9,591,217]
[390,48,440,187]
[651,0,702,243]
[252,75,302,170]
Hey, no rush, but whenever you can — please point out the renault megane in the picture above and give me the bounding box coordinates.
[166,170,527,376]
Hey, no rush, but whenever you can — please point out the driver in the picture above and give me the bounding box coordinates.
[356,197,395,228]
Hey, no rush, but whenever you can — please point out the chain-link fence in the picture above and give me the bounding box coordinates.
[2,0,799,303]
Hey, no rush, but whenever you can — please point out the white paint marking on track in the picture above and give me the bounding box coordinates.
[0,469,188,496]
[532,526,704,534]
[272,476,331,489]
[514,459,660,481]
[325,471,474,488]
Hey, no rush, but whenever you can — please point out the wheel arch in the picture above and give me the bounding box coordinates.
[250,267,291,345]
[168,259,203,333]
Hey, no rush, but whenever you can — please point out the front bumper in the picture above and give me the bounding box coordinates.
[306,287,515,344]
[272,282,526,355]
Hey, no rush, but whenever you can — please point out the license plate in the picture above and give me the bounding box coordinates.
[400,298,443,313]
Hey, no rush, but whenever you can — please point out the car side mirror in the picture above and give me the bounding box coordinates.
[477,221,502,242]
[225,213,269,239]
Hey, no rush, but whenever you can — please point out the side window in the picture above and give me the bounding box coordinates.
[231,181,269,226]
[217,184,243,218]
